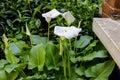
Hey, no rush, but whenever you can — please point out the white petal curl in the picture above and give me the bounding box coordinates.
[42,9,61,23]
[62,11,75,25]
[54,26,82,39]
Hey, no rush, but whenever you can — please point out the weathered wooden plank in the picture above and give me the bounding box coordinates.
[93,18,120,68]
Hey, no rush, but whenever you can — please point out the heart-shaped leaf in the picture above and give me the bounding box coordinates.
[76,35,93,48]
[31,35,47,45]
[45,42,58,70]
[85,60,115,80]
[28,44,46,71]
[9,41,27,55]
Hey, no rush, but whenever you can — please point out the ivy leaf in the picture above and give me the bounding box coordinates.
[77,50,108,61]
[45,42,58,70]
[28,44,46,71]
[31,35,47,45]
[76,35,93,48]
[85,60,115,80]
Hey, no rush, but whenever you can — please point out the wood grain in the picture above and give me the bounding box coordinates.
[93,18,120,68]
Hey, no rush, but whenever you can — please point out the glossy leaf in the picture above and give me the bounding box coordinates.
[76,35,93,48]
[0,59,8,69]
[6,19,13,27]
[85,60,115,79]
[77,50,108,61]
[4,48,20,63]
[35,19,41,28]
[5,64,17,73]
[81,40,98,54]
[45,42,58,70]
[7,71,19,80]
[69,50,77,63]
[18,73,46,80]
[9,41,27,55]
[31,35,47,45]
[28,44,46,71]
[75,66,85,76]
[0,70,7,80]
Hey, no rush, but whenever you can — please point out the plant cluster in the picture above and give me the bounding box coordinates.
[0,0,115,80]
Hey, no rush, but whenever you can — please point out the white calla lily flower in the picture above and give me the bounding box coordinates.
[62,11,75,26]
[42,9,61,23]
[54,26,82,40]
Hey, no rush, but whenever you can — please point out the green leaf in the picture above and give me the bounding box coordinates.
[28,44,46,71]
[9,41,27,55]
[5,64,17,73]
[0,70,7,80]
[32,4,42,18]
[6,19,13,27]
[85,60,115,80]
[81,40,98,54]
[75,66,85,76]
[77,50,108,61]
[0,59,8,69]
[49,23,56,28]
[35,19,41,28]
[69,50,77,63]
[9,43,21,55]
[4,48,20,63]
[18,73,46,80]
[45,42,58,70]
[76,35,93,48]
[7,71,19,80]
[31,35,47,45]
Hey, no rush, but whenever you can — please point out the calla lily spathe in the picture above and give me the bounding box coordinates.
[42,9,61,23]
[54,26,82,40]
[62,11,75,26]
[26,23,31,36]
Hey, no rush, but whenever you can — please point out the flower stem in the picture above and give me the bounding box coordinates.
[60,40,63,56]
[62,52,67,79]
[68,54,70,79]
[47,23,50,41]
[68,40,71,79]
[74,37,77,52]
[29,36,32,46]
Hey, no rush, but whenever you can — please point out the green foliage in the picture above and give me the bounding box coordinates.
[85,60,115,80]
[4,48,20,63]
[9,41,27,55]
[45,42,60,70]
[0,70,7,80]
[31,35,47,45]
[28,44,46,71]
[77,50,108,62]
[76,35,93,48]
[0,0,114,80]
